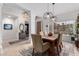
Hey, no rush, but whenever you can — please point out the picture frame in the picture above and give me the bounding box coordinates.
[4,24,13,30]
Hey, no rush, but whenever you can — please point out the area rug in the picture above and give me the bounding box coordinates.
[19,41,79,56]
[19,47,48,56]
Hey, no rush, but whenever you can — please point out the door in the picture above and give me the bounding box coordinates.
[36,21,41,34]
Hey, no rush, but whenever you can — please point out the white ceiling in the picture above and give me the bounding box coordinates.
[1,3,79,23]
[17,3,79,16]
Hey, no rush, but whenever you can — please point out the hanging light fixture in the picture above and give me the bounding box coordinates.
[21,10,29,21]
[43,12,53,19]
[22,11,29,19]
[51,3,56,21]
[43,3,56,21]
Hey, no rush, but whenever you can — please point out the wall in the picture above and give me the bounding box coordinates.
[1,4,19,48]
[2,18,18,42]
[0,3,3,54]
[1,3,31,48]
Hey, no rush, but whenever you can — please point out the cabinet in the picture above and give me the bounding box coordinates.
[19,23,29,40]
[19,31,26,40]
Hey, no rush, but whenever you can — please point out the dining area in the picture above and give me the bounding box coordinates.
[31,32,63,56]
[1,3,79,56]
[31,6,63,56]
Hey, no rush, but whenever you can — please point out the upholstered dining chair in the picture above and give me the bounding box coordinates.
[54,33,62,55]
[48,32,53,36]
[58,34,63,52]
[31,34,50,55]
[39,31,45,37]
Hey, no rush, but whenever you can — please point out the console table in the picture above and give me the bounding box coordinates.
[19,31,26,40]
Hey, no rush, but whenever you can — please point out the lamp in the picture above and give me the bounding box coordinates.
[43,12,54,19]
[43,3,56,21]
[51,3,56,21]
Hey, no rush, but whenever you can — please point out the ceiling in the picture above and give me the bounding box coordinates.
[17,3,79,16]
[1,3,79,22]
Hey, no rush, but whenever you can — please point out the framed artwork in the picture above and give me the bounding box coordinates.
[4,24,13,30]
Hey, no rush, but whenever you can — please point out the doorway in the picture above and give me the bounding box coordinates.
[36,21,41,34]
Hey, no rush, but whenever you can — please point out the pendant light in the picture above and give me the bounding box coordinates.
[21,10,29,21]
[51,3,56,21]
[43,3,53,19]
[43,3,56,21]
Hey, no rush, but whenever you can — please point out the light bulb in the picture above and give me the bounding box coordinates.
[47,15,50,18]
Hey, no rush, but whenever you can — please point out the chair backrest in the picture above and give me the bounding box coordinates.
[58,33,62,44]
[39,31,45,36]
[48,32,53,36]
[31,34,43,53]
[58,33,60,39]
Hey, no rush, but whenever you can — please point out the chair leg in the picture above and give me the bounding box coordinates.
[59,45,62,52]
[41,53,43,56]
[61,42,63,48]
[47,49,52,56]
[57,46,60,56]
[32,48,34,56]
[61,42,63,51]
[37,52,43,56]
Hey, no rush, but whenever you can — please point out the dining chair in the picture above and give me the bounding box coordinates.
[39,31,45,37]
[54,33,62,55]
[31,34,50,55]
[58,33,63,52]
[48,32,53,36]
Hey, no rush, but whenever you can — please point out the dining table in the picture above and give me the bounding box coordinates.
[42,34,58,56]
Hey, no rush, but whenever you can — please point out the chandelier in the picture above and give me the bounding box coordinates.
[43,3,55,21]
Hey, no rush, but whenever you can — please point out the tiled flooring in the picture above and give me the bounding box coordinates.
[0,40,79,56]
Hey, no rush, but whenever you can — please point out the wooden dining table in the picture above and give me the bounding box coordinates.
[42,35,58,56]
